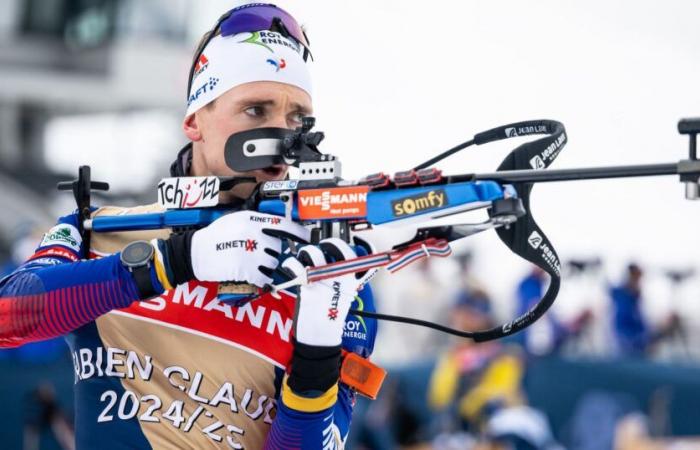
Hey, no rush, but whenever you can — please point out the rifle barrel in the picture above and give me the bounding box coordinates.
[473,162,679,184]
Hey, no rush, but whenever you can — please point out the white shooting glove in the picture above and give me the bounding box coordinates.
[282,238,365,347]
[157,211,309,288]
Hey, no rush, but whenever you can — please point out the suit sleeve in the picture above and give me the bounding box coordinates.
[0,212,158,348]
[265,284,378,449]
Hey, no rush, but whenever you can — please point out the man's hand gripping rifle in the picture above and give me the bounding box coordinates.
[60,116,700,344]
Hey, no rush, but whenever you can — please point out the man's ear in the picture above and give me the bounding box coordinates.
[183,113,203,142]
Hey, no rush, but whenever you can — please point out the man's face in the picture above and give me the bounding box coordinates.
[184,81,312,200]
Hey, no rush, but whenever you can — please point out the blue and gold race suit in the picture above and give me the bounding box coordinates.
[0,203,377,449]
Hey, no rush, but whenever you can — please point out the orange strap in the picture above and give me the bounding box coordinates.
[340,350,386,400]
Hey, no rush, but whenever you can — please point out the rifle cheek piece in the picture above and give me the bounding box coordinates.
[224,117,329,173]
[224,127,292,172]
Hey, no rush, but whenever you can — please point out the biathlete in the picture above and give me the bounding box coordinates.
[0,4,377,449]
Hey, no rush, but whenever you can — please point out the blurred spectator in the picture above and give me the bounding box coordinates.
[557,258,611,357]
[427,313,563,450]
[516,267,591,355]
[655,268,695,360]
[610,263,648,355]
[428,289,523,440]
[567,391,639,450]
[613,413,661,450]
[482,405,564,450]
[453,253,491,320]
[610,263,679,357]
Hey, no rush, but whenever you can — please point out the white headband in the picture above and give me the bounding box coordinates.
[185,31,312,116]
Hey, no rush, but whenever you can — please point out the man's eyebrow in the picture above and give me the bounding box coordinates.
[290,101,312,113]
[236,98,276,107]
[235,97,311,112]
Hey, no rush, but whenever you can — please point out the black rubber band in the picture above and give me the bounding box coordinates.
[164,231,196,285]
[288,340,341,394]
[132,266,158,300]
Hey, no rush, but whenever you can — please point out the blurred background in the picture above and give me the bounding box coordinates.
[1,0,699,449]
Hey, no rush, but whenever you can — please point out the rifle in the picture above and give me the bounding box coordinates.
[58,116,700,343]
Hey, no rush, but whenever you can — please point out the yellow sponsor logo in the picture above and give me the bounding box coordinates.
[392,189,447,216]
